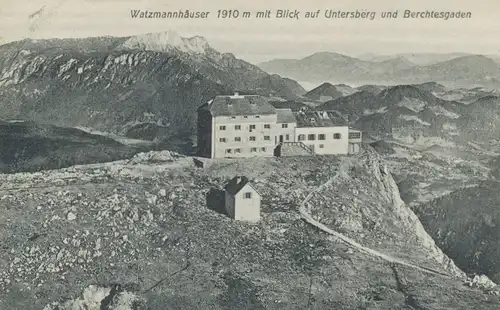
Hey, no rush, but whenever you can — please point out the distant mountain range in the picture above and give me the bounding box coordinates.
[0,31,305,142]
[258,52,500,89]
[276,80,500,145]
[317,83,500,143]
[356,52,491,65]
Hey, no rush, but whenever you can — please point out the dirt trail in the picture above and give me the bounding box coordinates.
[297,159,453,279]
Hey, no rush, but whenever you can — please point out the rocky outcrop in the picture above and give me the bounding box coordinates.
[305,150,466,278]
[43,285,143,310]
[364,152,465,277]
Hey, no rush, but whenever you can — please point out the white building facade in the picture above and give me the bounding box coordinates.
[212,113,277,158]
[197,93,362,159]
[295,126,350,155]
[224,176,261,222]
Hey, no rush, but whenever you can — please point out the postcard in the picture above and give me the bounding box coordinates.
[1,1,500,309]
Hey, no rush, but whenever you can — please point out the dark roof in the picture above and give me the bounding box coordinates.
[205,95,276,117]
[295,110,349,127]
[276,108,297,123]
[269,100,309,112]
[224,176,255,196]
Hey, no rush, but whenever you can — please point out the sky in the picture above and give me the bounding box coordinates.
[1,0,499,63]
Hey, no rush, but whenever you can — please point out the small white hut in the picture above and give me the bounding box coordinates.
[224,176,261,222]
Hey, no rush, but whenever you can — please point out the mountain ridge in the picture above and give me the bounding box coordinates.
[318,84,500,144]
[259,52,500,89]
[0,31,306,142]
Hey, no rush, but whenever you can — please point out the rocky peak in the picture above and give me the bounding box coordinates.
[120,30,211,54]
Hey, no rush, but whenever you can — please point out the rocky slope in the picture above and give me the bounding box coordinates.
[316,83,500,308]
[0,149,499,309]
[0,31,305,141]
[366,130,500,289]
[412,181,500,283]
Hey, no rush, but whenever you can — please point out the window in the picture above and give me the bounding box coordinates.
[243,116,248,119]
[264,136,270,141]
[349,132,361,139]
[285,134,290,141]
[264,124,271,129]
[251,148,257,152]
[234,137,241,142]
[226,149,232,154]
[255,115,260,118]
[298,134,305,141]
[219,126,226,130]
[231,116,236,119]
[334,133,342,140]
[318,134,326,140]
[249,136,256,141]
[235,148,241,153]
[261,147,266,152]
[319,144,324,148]
[235,125,241,130]
[219,138,227,143]
[249,125,256,130]
[282,124,288,128]
[308,134,316,141]
[244,192,252,199]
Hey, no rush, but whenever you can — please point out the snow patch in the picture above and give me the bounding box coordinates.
[74,126,154,146]
[436,93,464,101]
[397,98,427,112]
[389,146,422,160]
[429,105,460,119]
[363,106,387,115]
[413,136,456,149]
[392,132,417,144]
[319,95,333,102]
[442,123,457,130]
[399,115,431,126]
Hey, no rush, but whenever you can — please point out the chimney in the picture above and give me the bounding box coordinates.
[235,176,242,183]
